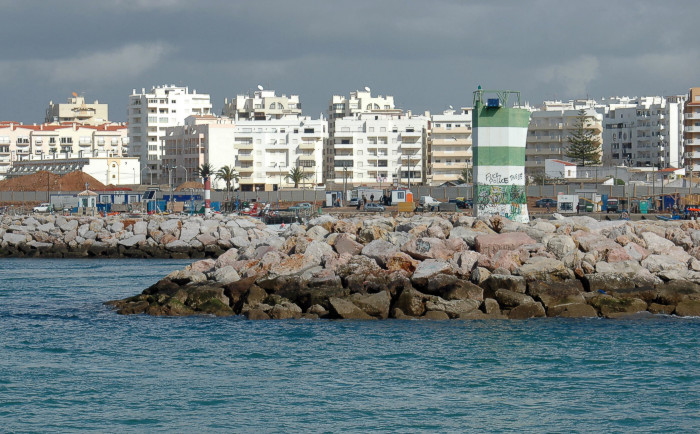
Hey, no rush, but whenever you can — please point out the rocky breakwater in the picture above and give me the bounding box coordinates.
[0,213,272,258]
[107,213,700,319]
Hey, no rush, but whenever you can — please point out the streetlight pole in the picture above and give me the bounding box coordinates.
[177,165,188,183]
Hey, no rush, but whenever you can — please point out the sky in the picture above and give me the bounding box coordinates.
[1,0,698,124]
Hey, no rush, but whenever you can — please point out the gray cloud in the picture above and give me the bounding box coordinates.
[0,0,697,123]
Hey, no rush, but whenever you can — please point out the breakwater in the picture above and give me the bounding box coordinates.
[0,213,260,259]
[102,212,700,319]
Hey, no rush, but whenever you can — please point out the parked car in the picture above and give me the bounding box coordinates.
[348,198,359,207]
[535,198,557,208]
[419,195,442,207]
[288,202,313,211]
[364,203,385,212]
[33,203,53,213]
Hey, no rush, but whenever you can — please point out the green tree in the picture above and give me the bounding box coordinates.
[456,166,472,184]
[285,166,308,188]
[565,109,601,167]
[215,165,239,195]
[196,163,214,181]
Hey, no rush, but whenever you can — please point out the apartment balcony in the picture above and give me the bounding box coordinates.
[401,141,422,149]
[527,148,563,156]
[233,164,254,173]
[235,142,254,150]
[400,130,422,138]
[432,162,469,170]
[432,151,471,158]
[333,142,354,148]
[432,126,471,134]
[686,139,700,146]
[685,152,700,159]
[302,130,323,139]
[432,138,470,146]
[237,154,254,161]
[685,112,700,120]
[687,126,700,133]
[430,173,460,182]
[78,142,92,147]
[527,136,562,143]
[298,141,317,150]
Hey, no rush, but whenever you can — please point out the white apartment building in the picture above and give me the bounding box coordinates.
[0,121,128,180]
[427,108,473,185]
[127,85,212,183]
[222,89,302,120]
[325,111,428,188]
[45,94,109,125]
[601,96,685,169]
[325,90,428,188]
[162,114,327,192]
[525,100,603,176]
[685,87,700,173]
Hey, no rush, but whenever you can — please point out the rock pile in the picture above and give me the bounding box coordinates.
[107,213,700,319]
[0,213,265,258]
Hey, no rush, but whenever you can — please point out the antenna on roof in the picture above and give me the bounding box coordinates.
[257,85,264,91]
[364,86,370,92]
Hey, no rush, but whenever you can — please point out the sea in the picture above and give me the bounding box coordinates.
[0,258,698,433]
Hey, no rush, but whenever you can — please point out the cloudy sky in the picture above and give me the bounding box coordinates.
[1,0,698,123]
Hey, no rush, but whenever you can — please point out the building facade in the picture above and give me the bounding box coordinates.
[45,94,109,125]
[684,88,700,174]
[525,100,603,176]
[325,90,427,188]
[602,96,685,169]
[7,153,140,185]
[127,85,212,183]
[427,109,473,185]
[222,89,302,120]
[0,122,128,179]
[162,114,327,192]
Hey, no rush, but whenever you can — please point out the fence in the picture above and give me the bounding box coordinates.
[2,184,700,207]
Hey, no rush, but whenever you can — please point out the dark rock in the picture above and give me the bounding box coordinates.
[482,274,527,297]
[675,300,700,317]
[328,297,375,320]
[588,295,647,317]
[245,309,271,320]
[527,280,585,310]
[495,289,535,308]
[269,302,303,319]
[547,303,598,318]
[349,291,391,319]
[421,311,450,320]
[481,298,501,315]
[394,287,429,317]
[648,303,675,315]
[508,302,546,319]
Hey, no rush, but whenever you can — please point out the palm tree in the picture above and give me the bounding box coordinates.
[286,166,308,188]
[216,165,239,196]
[196,163,214,181]
[457,166,472,184]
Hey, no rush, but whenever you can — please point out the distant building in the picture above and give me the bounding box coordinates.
[525,100,602,176]
[601,95,685,169]
[544,159,577,179]
[45,94,109,125]
[684,87,700,174]
[6,153,140,185]
[0,121,128,180]
[221,89,302,120]
[427,108,473,185]
[127,84,212,183]
[162,112,327,192]
[324,90,427,188]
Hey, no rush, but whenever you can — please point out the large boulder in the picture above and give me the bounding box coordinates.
[515,257,574,282]
[547,303,598,318]
[675,300,700,317]
[474,232,536,256]
[401,237,455,261]
[394,287,429,317]
[361,240,399,268]
[328,297,375,320]
[349,291,391,319]
[495,289,535,308]
[411,259,452,287]
[425,297,480,318]
[508,302,546,319]
[527,280,585,310]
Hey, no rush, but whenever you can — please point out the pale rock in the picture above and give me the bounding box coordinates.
[361,239,399,267]
[306,225,330,240]
[411,259,451,286]
[118,234,146,247]
[640,231,675,254]
[641,254,688,274]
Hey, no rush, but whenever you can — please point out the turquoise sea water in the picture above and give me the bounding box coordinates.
[0,258,698,432]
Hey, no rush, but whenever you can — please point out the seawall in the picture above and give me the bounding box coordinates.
[103,212,700,319]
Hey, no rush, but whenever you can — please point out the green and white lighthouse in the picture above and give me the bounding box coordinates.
[472,87,531,223]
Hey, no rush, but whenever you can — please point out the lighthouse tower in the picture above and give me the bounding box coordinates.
[472,87,531,223]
